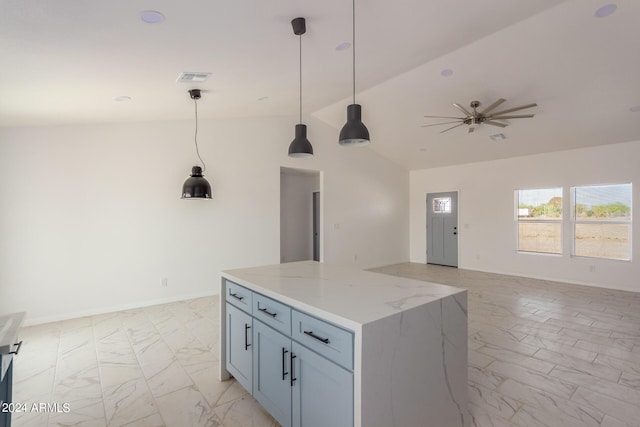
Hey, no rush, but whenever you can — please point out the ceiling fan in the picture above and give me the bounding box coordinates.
[422,98,537,133]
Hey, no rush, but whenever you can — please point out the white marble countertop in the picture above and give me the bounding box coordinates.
[221,261,465,330]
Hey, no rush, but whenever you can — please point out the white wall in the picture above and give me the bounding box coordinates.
[280,169,319,263]
[0,116,409,324]
[410,140,640,292]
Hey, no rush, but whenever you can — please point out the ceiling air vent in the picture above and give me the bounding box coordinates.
[176,72,211,83]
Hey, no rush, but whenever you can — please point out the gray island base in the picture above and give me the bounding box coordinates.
[219,261,468,427]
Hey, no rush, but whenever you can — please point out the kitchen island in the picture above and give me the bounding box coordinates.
[219,261,468,427]
[1,312,25,427]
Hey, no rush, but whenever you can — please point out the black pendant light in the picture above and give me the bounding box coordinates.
[339,0,370,147]
[288,17,313,158]
[181,89,212,199]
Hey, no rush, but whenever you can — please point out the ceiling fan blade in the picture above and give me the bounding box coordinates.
[490,103,537,116]
[421,120,464,127]
[488,114,535,120]
[480,98,506,115]
[423,115,466,119]
[453,103,473,117]
[439,122,466,133]
[484,120,508,127]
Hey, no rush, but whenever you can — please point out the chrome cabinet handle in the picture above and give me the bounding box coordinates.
[304,330,330,344]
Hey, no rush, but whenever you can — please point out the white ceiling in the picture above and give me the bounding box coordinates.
[1,0,638,170]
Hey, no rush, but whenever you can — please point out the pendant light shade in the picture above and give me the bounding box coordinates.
[181,89,212,199]
[289,124,313,157]
[181,166,212,199]
[339,104,369,146]
[339,0,370,147]
[288,17,313,157]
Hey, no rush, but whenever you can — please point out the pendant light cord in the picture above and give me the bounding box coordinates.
[193,98,206,172]
[299,31,303,123]
[352,0,356,104]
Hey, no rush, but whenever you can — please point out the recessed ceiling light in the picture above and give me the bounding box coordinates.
[489,133,506,141]
[595,4,617,18]
[114,96,131,102]
[440,69,454,77]
[419,148,427,152]
[629,105,640,112]
[140,10,165,24]
[336,42,351,51]
[258,96,269,101]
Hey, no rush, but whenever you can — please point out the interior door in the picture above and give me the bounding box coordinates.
[426,191,458,267]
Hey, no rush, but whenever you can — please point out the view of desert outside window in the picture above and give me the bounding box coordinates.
[573,184,631,260]
[518,188,563,254]
[517,185,632,260]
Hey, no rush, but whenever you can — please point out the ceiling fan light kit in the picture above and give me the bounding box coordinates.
[423,98,537,133]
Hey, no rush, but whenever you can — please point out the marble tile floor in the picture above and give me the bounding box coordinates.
[371,263,640,427]
[11,263,640,427]
[12,296,277,427]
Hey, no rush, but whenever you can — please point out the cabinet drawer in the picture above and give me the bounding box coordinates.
[292,310,353,370]
[225,281,253,314]
[253,294,291,336]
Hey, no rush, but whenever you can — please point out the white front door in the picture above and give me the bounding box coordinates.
[426,191,458,267]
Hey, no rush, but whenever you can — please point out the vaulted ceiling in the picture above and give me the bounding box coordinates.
[1,0,638,169]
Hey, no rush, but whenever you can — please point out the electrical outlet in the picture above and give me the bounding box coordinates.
[161,277,168,287]
[589,265,596,273]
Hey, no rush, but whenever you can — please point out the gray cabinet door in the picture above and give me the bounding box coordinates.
[226,303,253,393]
[291,342,353,427]
[253,320,292,427]
[0,357,12,427]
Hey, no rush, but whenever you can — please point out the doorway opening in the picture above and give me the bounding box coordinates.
[426,191,459,267]
[280,167,321,263]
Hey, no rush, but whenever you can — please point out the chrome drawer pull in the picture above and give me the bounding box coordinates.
[258,306,277,318]
[10,340,23,355]
[304,330,330,344]
[229,292,244,301]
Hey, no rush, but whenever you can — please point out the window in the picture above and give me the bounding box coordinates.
[572,184,632,260]
[432,197,451,213]
[516,188,563,254]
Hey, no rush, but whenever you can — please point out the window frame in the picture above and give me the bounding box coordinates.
[432,197,452,214]
[515,187,564,256]
[570,183,632,261]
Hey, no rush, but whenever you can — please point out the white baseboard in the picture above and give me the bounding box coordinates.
[23,290,220,327]
[460,265,636,293]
